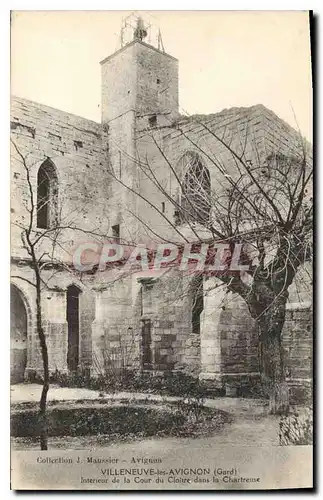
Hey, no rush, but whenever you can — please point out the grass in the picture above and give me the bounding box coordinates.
[11,398,232,450]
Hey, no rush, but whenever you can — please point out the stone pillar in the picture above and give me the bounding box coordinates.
[79,290,95,372]
[91,291,106,376]
[43,291,68,374]
[199,278,225,384]
[23,287,36,378]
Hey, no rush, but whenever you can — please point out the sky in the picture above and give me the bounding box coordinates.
[11,10,312,140]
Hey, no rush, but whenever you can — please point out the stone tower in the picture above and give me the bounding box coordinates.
[100,16,179,242]
[100,16,179,124]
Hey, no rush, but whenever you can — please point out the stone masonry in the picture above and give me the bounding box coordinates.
[11,25,312,399]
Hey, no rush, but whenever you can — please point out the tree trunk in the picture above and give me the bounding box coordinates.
[260,332,289,414]
[258,299,289,415]
[35,268,49,450]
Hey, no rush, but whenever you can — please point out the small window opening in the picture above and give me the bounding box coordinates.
[74,140,83,151]
[161,202,165,213]
[112,224,120,241]
[157,78,161,84]
[149,115,157,127]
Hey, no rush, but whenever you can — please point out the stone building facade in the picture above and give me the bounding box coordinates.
[10,24,312,399]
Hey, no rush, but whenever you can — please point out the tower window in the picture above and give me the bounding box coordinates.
[157,78,161,84]
[161,202,165,213]
[74,140,83,150]
[149,115,157,127]
[37,159,58,229]
[112,224,120,241]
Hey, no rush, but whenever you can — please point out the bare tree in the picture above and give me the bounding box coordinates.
[107,114,313,414]
[10,140,109,449]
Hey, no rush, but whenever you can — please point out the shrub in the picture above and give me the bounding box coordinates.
[279,408,313,446]
[175,395,205,424]
[49,369,213,398]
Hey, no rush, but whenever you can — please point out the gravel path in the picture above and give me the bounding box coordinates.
[11,384,312,489]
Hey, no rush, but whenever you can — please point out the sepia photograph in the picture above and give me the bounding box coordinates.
[10,9,313,490]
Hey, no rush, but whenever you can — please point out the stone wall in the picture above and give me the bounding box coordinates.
[139,271,193,373]
[11,96,110,263]
[219,296,259,385]
[283,304,313,403]
[11,91,312,390]
[199,282,259,391]
[135,41,178,118]
[11,261,97,378]
[90,275,141,375]
[134,103,310,245]
[101,40,178,123]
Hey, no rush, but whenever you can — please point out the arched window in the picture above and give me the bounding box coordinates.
[36,160,58,229]
[180,152,211,225]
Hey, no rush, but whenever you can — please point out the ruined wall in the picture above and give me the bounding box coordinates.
[199,266,312,396]
[134,103,309,245]
[199,280,259,390]
[283,304,312,403]
[11,89,312,388]
[10,96,113,379]
[139,271,194,373]
[218,296,259,386]
[91,276,140,375]
[87,267,201,376]
[11,96,110,262]
[218,300,312,399]
[11,261,97,378]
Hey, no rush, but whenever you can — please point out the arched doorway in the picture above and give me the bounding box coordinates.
[10,284,28,383]
[66,285,81,372]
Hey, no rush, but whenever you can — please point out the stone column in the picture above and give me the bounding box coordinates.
[79,290,95,372]
[91,291,106,376]
[199,278,225,384]
[42,291,68,374]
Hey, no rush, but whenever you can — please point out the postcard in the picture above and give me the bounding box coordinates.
[10,10,313,490]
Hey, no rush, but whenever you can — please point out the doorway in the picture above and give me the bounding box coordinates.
[10,284,28,383]
[66,285,81,372]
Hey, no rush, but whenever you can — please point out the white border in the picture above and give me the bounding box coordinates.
[1,3,319,498]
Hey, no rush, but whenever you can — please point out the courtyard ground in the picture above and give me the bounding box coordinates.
[11,383,279,448]
[10,383,313,489]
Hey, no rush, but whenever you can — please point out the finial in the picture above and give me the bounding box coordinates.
[133,17,148,42]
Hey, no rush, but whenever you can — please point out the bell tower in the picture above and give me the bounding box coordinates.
[100,14,179,124]
[100,14,179,242]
